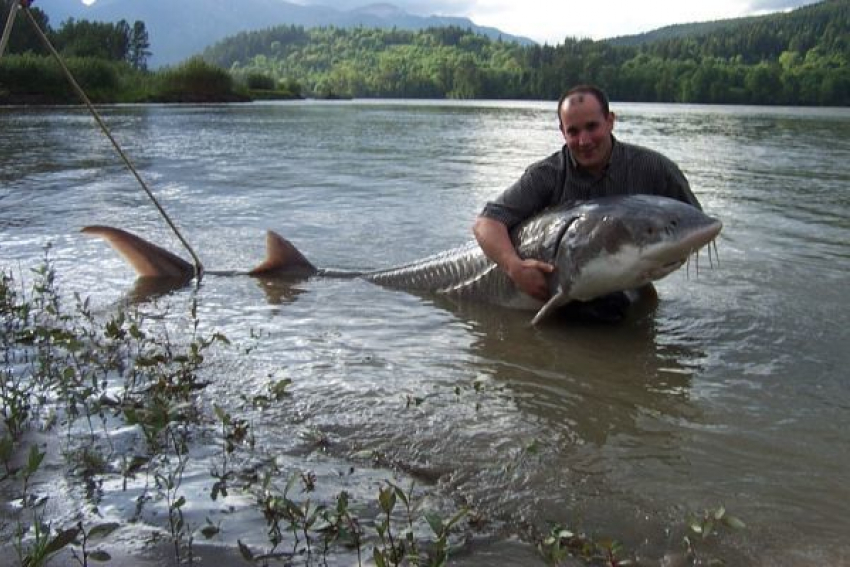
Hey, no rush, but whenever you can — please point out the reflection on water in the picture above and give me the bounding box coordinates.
[253,276,310,306]
[128,272,312,306]
[2,101,850,564]
[436,295,704,535]
[126,274,194,302]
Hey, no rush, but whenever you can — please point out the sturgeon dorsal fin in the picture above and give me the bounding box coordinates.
[82,225,194,278]
[249,230,317,277]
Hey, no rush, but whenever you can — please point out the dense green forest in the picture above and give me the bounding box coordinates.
[202,0,849,105]
[2,0,848,105]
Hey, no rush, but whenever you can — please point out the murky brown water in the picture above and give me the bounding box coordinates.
[1,101,849,565]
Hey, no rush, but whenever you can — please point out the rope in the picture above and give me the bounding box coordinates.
[16,4,205,279]
[0,0,20,60]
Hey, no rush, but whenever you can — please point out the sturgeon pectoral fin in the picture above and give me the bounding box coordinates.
[248,230,317,277]
[82,226,194,279]
[530,290,571,326]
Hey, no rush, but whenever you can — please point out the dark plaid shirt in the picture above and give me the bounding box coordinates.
[481,136,701,228]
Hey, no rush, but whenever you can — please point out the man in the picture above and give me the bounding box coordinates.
[473,84,701,310]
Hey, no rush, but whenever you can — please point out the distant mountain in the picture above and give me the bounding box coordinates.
[34,0,534,67]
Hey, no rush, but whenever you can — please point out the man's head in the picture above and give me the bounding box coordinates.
[557,85,615,175]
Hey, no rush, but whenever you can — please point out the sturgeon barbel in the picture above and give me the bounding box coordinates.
[83,195,722,325]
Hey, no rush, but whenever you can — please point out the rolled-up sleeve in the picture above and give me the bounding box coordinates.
[479,151,563,229]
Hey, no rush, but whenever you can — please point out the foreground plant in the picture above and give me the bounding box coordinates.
[538,524,632,566]
[538,503,747,567]
[240,472,468,567]
[1,255,227,564]
[683,505,746,565]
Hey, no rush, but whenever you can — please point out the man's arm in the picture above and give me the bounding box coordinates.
[472,216,554,301]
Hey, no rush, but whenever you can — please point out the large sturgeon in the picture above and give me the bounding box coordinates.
[82,195,722,325]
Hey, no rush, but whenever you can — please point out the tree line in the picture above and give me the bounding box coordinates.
[203,0,849,106]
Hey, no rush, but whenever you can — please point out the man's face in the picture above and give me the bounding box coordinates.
[559,94,615,174]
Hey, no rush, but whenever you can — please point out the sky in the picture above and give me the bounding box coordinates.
[78,0,823,44]
[297,0,823,43]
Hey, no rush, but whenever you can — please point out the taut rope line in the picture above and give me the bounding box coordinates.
[5,1,204,279]
[0,0,20,59]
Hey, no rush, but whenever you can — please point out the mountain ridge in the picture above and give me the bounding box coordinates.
[33,0,535,66]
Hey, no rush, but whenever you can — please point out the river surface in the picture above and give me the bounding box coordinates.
[1,100,849,565]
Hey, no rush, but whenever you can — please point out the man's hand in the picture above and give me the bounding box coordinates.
[505,258,555,301]
[473,215,555,302]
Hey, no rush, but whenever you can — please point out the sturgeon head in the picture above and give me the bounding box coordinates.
[531,195,723,325]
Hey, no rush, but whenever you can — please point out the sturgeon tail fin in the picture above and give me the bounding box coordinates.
[82,226,194,279]
[249,231,317,277]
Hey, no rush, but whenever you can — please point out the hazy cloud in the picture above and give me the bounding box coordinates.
[744,0,820,11]
[255,0,829,44]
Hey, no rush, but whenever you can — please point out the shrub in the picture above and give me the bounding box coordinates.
[0,54,123,103]
[153,57,243,102]
[245,72,275,90]
[0,53,67,101]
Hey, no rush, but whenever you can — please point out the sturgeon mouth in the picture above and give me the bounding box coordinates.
[647,220,722,263]
[645,219,722,279]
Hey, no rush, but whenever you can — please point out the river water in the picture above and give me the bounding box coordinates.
[1,100,849,565]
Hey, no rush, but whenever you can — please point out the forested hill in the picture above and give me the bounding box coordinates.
[605,17,766,47]
[614,0,847,61]
[606,0,838,48]
[202,0,848,106]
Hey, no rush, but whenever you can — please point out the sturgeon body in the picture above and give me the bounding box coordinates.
[83,195,722,324]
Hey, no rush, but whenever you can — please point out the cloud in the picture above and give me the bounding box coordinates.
[745,0,820,11]
[291,0,826,44]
